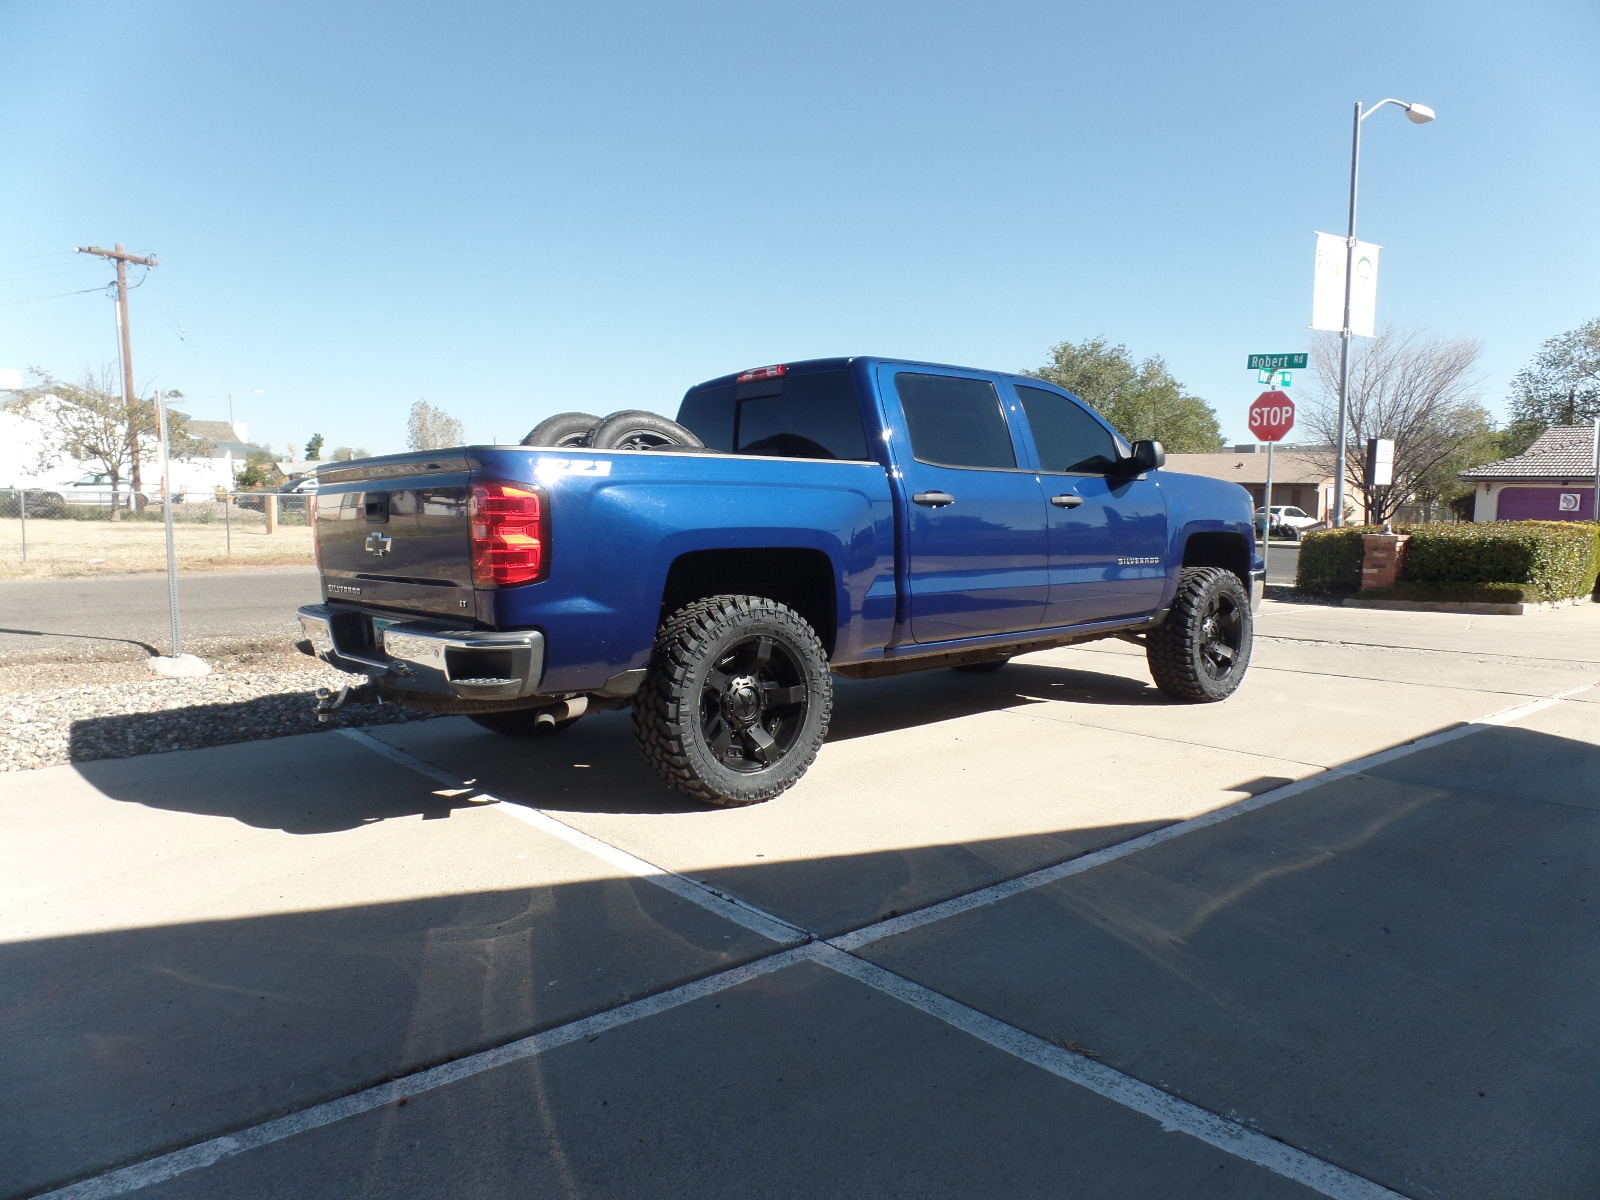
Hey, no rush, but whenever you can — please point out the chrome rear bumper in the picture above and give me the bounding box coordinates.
[297,603,544,702]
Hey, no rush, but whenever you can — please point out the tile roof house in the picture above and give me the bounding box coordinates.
[1459,425,1600,521]
[1163,446,1336,522]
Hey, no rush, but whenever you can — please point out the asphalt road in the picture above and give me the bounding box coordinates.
[1263,540,1299,585]
[7,602,1600,1198]
[0,567,320,658]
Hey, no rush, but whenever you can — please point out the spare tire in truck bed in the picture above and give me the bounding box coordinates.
[589,410,703,451]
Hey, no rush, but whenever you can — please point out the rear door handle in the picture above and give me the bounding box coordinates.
[913,491,955,508]
[1050,493,1084,509]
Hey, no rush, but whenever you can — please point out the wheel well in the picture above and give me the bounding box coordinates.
[661,548,838,655]
[1182,532,1251,590]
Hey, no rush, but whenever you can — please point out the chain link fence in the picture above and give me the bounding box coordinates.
[0,486,311,526]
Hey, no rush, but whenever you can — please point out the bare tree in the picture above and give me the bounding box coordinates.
[406,399,465,451]
[1302,330,1494,525]
[4,367,206,518]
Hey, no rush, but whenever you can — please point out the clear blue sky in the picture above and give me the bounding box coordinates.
[3,0,1597,456]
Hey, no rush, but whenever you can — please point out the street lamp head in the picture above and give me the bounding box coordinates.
[1403,102,1436,124]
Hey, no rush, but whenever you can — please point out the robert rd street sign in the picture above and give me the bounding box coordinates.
[1249,390,1295,442]
[1247,353,1308,372]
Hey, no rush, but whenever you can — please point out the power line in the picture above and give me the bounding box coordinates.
[0,284,113,307]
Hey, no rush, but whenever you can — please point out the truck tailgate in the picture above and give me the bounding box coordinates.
[315,456,475,618]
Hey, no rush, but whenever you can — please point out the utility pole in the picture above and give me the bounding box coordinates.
[76,243,158,513]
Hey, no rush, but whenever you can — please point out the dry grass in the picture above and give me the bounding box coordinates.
[0,517,315,579]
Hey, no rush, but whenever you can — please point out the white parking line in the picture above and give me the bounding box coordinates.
[833,688,1583,950]
[336,728,808,945]
[32,948,815,1200]
[811,944,1409,1200]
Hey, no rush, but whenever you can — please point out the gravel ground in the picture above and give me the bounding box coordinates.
[0,657,434,773]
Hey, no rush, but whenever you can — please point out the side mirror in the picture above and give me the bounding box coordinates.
[1126,439,1165,473]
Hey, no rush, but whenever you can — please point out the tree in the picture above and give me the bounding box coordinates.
[1502,317,1600,454]
[1023,337,1225,452]
[304,433,325,460]
[1302,330,1494,525]
[236,450,278,489]
[329,446,370,461]
[406,399,465,451]
[5,367,206,518]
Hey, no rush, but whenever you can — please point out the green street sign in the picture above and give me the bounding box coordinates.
[1258,369,1293,387]
[1248,353,1308,371]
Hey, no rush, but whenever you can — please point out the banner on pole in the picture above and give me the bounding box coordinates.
[1348,240,1380,338]
[1311,233,1382,337]
[1311,232,1345,332]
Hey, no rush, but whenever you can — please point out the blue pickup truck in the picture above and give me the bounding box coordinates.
[298,357,1261,806]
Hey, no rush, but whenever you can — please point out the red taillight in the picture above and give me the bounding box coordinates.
[471,481,547,588]
[736,364,786,383]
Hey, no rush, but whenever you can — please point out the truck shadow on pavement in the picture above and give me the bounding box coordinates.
[11,721,1600,1200]
[64,659,1169,826]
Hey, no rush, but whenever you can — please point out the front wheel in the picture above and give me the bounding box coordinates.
[634,595,832,806]
[1146,567,1253,702]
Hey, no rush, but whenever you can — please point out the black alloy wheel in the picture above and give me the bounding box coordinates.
[699,633,809,773]
[1146,566,1253,702]
[635,595,831,806]
[1195,589,1245,683]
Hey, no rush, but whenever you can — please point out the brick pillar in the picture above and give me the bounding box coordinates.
[1360,533,1410,590]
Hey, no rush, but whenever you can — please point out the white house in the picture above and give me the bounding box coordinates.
[0,408,268,497]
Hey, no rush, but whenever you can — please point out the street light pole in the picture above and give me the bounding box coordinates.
[1330,98,1434,528]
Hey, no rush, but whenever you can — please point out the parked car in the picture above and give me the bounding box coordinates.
[1254,505,1319,541]
[298,356,1263,807]
[235,475,317,513]
[56,473,149,509]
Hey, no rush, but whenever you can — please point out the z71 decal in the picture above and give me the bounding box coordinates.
[536,457,613,480]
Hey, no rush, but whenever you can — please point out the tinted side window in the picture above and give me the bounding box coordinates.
[896,373,1015,470]
[676,371,870,460]
[1015,385,1120,474]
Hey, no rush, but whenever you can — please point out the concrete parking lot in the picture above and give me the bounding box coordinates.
[4,599,1599,1199]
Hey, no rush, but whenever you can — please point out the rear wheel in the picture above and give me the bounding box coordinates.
[521,412,601,447]
[635,595,831,806]
[1146,567,1252,702]
[589,410,703,451]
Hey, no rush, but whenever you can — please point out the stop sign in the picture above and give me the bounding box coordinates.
[1248,390,1295,442]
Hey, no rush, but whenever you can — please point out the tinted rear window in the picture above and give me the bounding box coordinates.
[895,373,1016,470]
[676,370,871,461]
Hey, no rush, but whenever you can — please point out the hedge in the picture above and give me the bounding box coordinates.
[1401,522,1600,601]
[1295,521,1600,601]
[1294,527,1380,593]
[1355,581,1535,605]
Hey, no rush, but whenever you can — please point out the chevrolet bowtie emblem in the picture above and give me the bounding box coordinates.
[364,531,392,556]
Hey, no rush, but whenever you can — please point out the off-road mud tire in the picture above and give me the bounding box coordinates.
[635,595,831,806]
[1146,566,1253,703]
